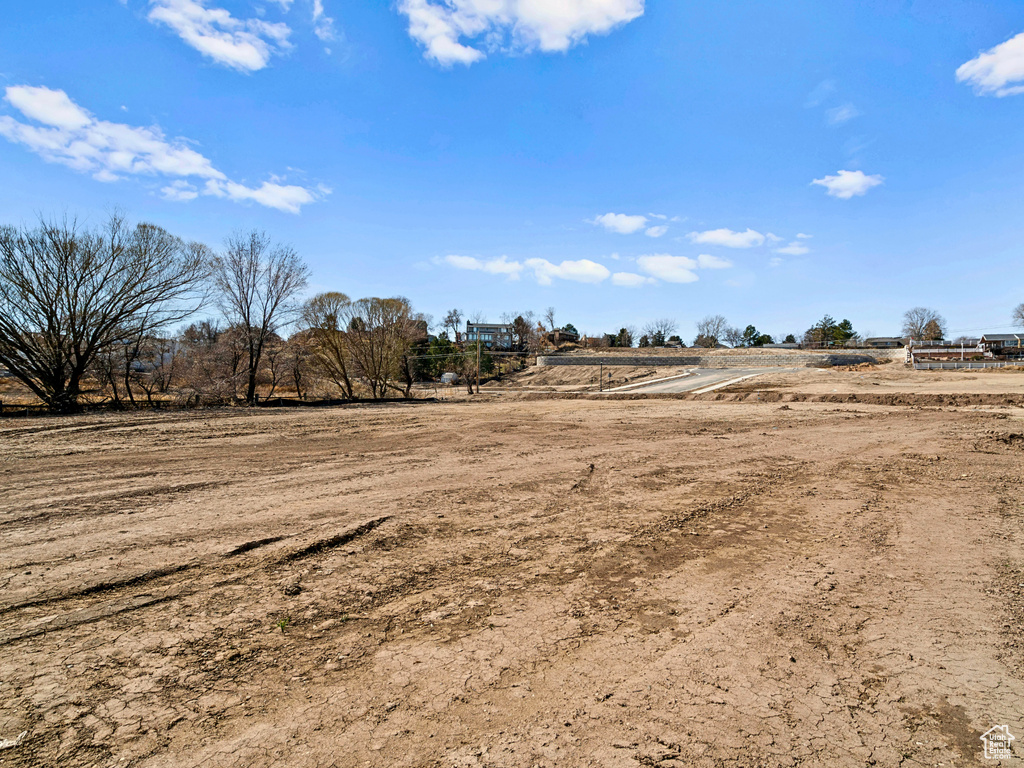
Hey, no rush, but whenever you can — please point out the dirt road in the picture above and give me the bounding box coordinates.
[1,400,1022,767]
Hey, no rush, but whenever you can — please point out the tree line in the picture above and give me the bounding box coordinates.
[0,215,439,412]
[683,307,956,349]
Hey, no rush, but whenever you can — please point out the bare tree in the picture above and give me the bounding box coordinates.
[103,325,165,407]
[694,314,728,347]
[343,296,427,398]
[645,318,678,336]
[442,308,463,341]
[543,307,557,332]
[642,318,677,346]
[261,333,288,398]
[285,331,314,400]
[0,213,208,412]
[135,336,179,404]
[902,307,945,341]
[1013,303,1024,328]
[301,292,356,399]
[212,230,309,404]
[91,343,128,408]
[175,321,243,405]
[723,326,744,348]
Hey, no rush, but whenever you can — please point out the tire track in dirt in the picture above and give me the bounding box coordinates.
[0,516,391,647]
[0,482,227,530]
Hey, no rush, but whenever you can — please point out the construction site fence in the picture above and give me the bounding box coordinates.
[913,361,1020,370]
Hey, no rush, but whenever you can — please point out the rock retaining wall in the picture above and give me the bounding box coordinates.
[536,354,878,368]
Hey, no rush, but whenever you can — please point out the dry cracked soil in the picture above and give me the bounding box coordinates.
[1,398,1023,767]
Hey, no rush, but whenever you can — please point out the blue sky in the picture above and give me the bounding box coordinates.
[2,1,1024,341]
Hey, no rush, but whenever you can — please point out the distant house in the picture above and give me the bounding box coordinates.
[465,321,513,350]
[979,333,1024,357]
[544,328,579,346]
[864,337,904,348]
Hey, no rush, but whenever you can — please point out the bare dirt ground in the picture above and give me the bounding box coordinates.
[490,365,697,392]
[2,396,1023,767]
[499,363,1024,406]
[737,365,1024,397]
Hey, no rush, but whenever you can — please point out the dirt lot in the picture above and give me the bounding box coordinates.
[2,396,1023,767]
[737,365,1024,397]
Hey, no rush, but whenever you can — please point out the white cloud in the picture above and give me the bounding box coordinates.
[774,242,809,256]
[645,225,668,238]
[696,253,732,269]
[647,212,667,220]
[161,179,199,201]
[4,86,91,130]
[525,258,610,285]
[398,0,484,65]
[440,249,738,287]
[0,86,222,181]
[444,254,524,279]
[203,179,318,214]
[443,254,619,286]
[0,85,323,213]
[397,0,645,66]
[591,212,648,234]
[796,232,812,239]
[769,257,783,268]
[687,227,765,248]
[611,271,655,286]
[826,103,860,125]
[637,254,699,283]
[312,0,336,41]
[148,0,292,72]
[811,169,884,199]
[765,232,782,243]
[805,79,836,108]
[956,31,1024,97]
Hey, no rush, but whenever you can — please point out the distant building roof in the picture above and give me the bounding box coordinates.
[980,333,1024,342]
[466,321,512,330]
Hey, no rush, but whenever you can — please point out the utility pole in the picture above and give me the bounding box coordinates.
[599,363,603,392]
[475,339,481,395]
